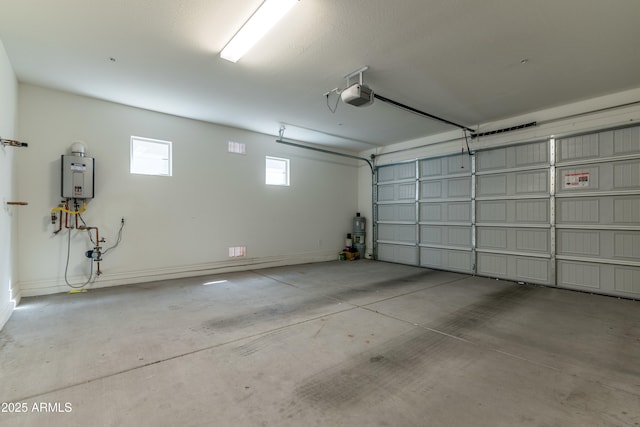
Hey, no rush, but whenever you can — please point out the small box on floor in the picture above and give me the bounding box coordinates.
[338,250,360,261]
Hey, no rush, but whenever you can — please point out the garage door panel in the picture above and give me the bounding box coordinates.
[476,201,506,223]
[377,204,416,222]
[614,198,640,223]
[422,181,443,199]
[476,149,507,171]
[477,175,506,197]
[557,127,640,162]
[377,163,416,183]
[613,161,640,188]
[557,261,601,289]
[377,243,418,265]
[613,127,640,155]
[377,224,415,243]
[515,258,550,283]
[554,125,640,298]
[478,253,551,284]
[516,170,548,194]
[557,230,601,257]
[557,196,640,225]
[516,200,549,223]
[557,159,640,194]
[557,261,640,298]
[515,141,549,167]
[477,199,548,224]
[476,228,506,250]
[421,248,473,273]
[516,229,550,253]
[420,177,471,200]
[477,141,548,172]
[420,202,471,223]
[420,225,472,247]
[557,133,600,163]
[420,156,471,178]
[376,125,640,298]
[477,227,549,254]
[614,267,640,295]
[477,253,508,277]
[614,232,640,259]
[377,183,416,202]
[556,198,600,224]
[557,165,600,193]
[477,170,548,198]
[557,229,640,262]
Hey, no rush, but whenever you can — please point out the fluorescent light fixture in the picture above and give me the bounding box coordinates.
[220,0,298,63]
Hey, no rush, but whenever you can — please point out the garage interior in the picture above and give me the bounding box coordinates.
[1,1,640,426]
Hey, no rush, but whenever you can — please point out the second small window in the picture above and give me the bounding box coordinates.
[265,156,290,186]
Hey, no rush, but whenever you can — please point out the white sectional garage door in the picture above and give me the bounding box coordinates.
[374,124,640,299]
[555,126,640,298]
[375,162,418,265]
[419,155,474,273]
[475,141,553,285]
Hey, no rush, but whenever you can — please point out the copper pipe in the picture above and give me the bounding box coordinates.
[64,200,70,229]
[80,226,103,276]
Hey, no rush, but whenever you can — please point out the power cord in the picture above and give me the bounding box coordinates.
[102,218,124,255]
[64,227,94,289]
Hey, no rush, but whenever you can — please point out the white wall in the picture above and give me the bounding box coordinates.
[17,85,358,296]
[357,87,640,259]
[0,40,19,329]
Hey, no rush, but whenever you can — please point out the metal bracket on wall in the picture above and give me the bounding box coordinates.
[1,137,28,148]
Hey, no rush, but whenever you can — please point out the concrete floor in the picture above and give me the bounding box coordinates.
[1,260,639,427]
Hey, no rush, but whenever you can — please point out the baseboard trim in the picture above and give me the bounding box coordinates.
[18,251,338,297]
[0,301,13,331]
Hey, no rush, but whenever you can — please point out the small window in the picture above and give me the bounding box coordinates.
[266,156,289,186]
[130,136,172,176]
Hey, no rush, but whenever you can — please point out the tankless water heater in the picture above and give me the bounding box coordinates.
[61,154,95,199]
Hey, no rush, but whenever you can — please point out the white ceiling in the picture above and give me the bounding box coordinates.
[2,0,640,151]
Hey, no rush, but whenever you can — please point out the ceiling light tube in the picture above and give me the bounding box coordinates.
[220,0,298,63]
